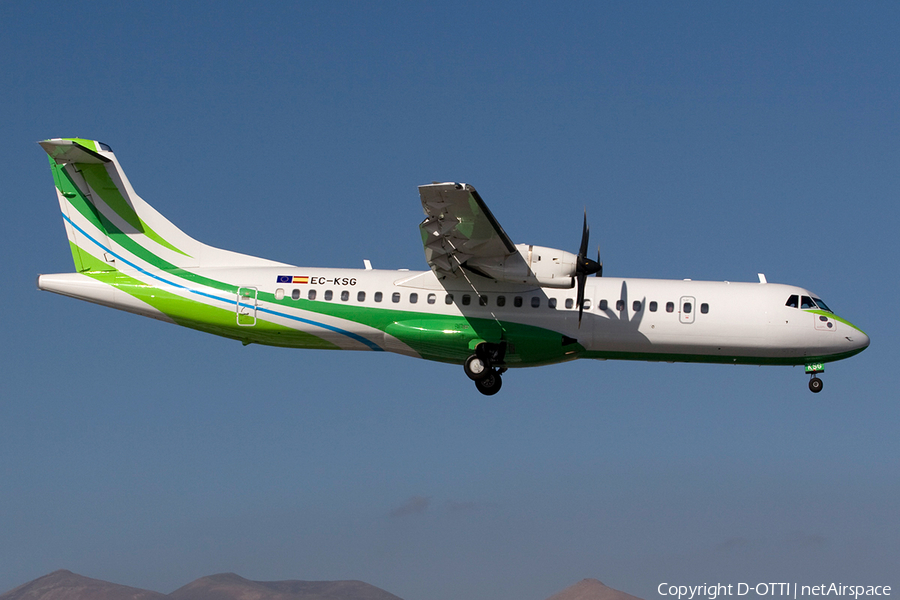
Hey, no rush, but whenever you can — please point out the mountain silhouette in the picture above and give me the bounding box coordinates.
[1,570,645,600]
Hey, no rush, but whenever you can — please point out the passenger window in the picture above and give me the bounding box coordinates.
[548,298,557,309]
[599,299,608,311]
[786,295,799,308]
[341,290,349,301]
[701,303,709,314]
[514,296,523,307]
[291,289,301,300]
[531,297,540,308]
[616,300,624,311]
[275,288,285,300]
[583,299,591,310]
[479,295,488,306]
[649,301,657,312]
[800,296,815,309]
[684,302,692,314]
[445,294,454,305]
[565,298,573,309]
[324,290,333,301]
[308,289,317,300]
[357,291,366,302]
[410,293,418,304]
[427,293,436,304]
[497,295,506,307]
[666,301,674,313]
[633,300,641,312]
[462,294,471,305]
[374,291,382,302]
[392,292,400,303]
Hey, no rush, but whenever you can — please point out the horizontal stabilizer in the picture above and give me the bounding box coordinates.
[39,138,111,164]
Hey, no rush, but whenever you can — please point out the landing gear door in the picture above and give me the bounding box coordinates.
[237,286,258,326]
[679,296,695,324]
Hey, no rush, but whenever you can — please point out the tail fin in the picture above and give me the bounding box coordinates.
[40,138,283,274]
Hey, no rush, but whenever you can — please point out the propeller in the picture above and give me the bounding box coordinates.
[576,211,603,326]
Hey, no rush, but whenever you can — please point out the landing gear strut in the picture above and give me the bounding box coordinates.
[465,342,507,395]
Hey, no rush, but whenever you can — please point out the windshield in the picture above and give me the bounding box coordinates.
[812,297,833,313]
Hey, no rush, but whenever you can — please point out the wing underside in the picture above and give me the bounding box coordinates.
[418,182,517,278]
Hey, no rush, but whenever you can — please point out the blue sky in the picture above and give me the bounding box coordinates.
[2,3,897,599]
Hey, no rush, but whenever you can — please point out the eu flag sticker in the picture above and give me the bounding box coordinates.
[277,275,292,284]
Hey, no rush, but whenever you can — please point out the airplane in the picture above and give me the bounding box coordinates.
[37,138,869,395]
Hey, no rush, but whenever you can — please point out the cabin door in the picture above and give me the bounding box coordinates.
[679,296,695,324]
[237,286,258,326]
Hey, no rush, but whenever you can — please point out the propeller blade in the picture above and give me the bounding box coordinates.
[579,211,590,257]
[575,211,602,327]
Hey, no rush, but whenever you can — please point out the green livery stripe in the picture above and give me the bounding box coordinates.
[804,309,867,334]
[256,293,581,365]
[581,346,867,366]
[72,161,191,257]
[85,271,340,350]
[56,162,233,293]
[138,217,191,256]
[67,138,99,152]
[69,241,114,272]
[78,163,143,231]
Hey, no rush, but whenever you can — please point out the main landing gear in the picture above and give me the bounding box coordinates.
[464,342,507,396]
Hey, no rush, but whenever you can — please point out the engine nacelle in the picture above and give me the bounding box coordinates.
[466,244,577,289]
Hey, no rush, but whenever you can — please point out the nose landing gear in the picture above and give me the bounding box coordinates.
[806,363,824,393]
[809,375,823,393]
[464,342,507,396]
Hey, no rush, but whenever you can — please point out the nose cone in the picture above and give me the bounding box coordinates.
[855,329,871,352]
[844,320,870,355]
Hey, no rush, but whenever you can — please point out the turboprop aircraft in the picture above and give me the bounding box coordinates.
[37,138,869,395]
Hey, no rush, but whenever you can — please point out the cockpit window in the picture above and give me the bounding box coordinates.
[812,297,833,313]
[785,295,799,308]
[800,296,816,309]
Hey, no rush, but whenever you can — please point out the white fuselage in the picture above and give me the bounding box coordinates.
[38,265,869,367]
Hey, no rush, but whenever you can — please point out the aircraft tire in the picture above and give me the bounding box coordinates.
[809,377,823,393]
[464,354,491,381]
[475,371,502,396]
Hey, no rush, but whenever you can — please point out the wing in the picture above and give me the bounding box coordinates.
[418,182,517,277]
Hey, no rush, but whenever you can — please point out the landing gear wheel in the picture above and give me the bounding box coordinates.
[475,370,502,395]
[464,354,491,381]
[809,376,823,393]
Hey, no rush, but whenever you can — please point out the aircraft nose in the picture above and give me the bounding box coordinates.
[847,326,870,352]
